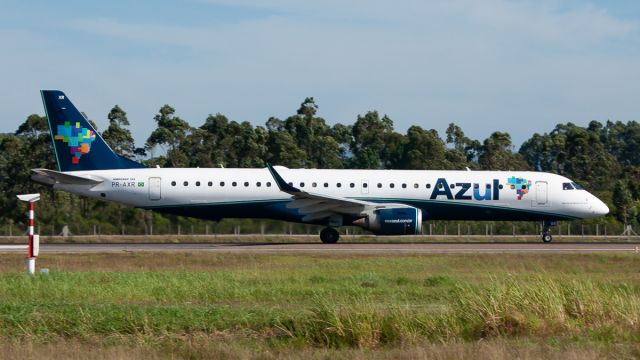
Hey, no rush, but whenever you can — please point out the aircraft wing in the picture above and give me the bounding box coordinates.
[31,168,105,186]
[266,163,402,222]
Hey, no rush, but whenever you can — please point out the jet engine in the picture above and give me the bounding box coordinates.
[353,207,423,235]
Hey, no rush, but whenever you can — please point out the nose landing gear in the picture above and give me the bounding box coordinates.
[541,220,557,243]
[320,227,340,244]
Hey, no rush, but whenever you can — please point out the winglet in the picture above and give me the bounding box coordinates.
[266,163,301,194]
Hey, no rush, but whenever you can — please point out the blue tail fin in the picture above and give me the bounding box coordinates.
[41,90,145,172]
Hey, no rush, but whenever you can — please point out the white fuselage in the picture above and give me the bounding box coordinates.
[54,167,609,223]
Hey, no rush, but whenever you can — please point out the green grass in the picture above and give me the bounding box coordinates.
[0,253,639,358]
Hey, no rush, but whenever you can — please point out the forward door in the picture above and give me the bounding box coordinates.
[534,181,548,206]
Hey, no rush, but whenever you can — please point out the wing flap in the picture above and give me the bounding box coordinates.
[285,198,324,209]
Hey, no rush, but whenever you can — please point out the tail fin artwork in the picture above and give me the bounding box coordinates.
[40,90,145,172]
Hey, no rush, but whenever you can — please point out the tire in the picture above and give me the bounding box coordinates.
[542,233,552,243]
[320,228,340,244]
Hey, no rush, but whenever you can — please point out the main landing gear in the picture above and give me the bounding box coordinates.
[541,220,557,243]
[320,227,340,244]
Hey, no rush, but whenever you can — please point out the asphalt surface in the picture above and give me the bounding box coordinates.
[1,242,639,254]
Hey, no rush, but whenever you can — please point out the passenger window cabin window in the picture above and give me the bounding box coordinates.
[499,185,503,189]
[183,181,188,186]
[266,182,271,187]
[486,184,491,189]
[232,182,237,187]
[324,183,329,188]
[300,182,305,187]
[171,181,176,186]
[220,181,225,187]
[563,182,574,190]
[337,183,342,188]
[244,182,249,187]
[350,183,355,188]
[208,181,213,187]
[196,181,201,187]
[402,183,407,189]
[426,184,431,189]
[377,183,382,188]
[312,182,317,188]
[256,182,261,187]
[450,184,455,189]
[363,183,368,188]
[438,183,443,189]
[390,183,395,188]
[414,183,418,189]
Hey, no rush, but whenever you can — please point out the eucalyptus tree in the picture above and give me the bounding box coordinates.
[102,105,136,157]
[146,105,191,167]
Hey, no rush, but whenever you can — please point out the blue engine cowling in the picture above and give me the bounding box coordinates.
[354,207,423,235]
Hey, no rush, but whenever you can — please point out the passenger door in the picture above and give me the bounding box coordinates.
[534,181,548,206]
[149,177,161,200]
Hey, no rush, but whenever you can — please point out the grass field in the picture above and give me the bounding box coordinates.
[1,252,639,359]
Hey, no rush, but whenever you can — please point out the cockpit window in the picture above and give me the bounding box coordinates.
[563,182,574,190]
[571,182,583,190]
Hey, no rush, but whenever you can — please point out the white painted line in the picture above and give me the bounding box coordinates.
[0,245,28,250]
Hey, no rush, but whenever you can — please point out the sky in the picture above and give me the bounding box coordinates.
[1,0,639,148]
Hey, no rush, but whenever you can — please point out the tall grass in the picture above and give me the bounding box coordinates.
[454,277,640,339]
[276,277,640,348]
[2,276,639,346]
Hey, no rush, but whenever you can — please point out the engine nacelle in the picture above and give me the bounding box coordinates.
[353,207,423,235]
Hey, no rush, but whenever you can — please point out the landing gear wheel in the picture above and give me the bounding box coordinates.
[320,228,340,244]
[541,220,557,243]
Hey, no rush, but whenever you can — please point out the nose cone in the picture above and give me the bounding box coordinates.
[591,196,610,216]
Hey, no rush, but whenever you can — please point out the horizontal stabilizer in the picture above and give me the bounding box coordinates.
[31,168,104,186]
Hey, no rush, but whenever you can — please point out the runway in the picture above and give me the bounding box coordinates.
[1,242,639,254]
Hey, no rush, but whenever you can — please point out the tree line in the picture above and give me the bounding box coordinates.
[1,97,639,235]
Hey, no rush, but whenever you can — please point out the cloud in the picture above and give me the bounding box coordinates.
[1,0,638,147]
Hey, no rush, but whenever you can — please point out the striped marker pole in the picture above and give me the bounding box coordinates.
[28,201,35,258]
[17,193,40,275]
[26,201,36,275]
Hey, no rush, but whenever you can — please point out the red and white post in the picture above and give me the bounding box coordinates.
[17,193,40,275]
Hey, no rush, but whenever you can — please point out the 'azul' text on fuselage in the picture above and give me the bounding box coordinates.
[430,178,501,201]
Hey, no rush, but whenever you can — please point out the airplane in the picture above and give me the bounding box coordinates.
[31,90,610,243]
